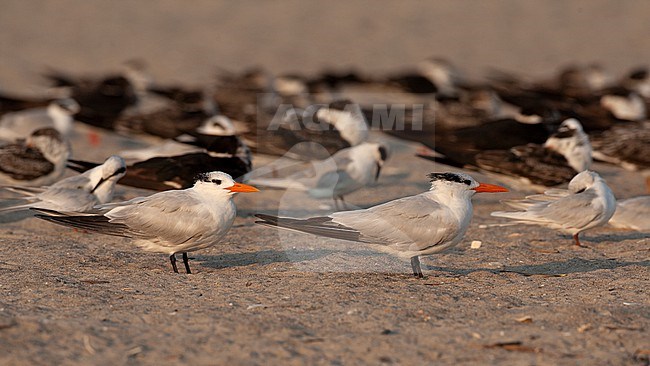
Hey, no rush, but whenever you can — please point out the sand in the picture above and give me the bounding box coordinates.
[1,2,649,365]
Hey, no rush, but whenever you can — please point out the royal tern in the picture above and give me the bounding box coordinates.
[608,196,650,232]
[0,128,71,186]
[491,170,616,246]
[1,155,126,212]
[255,172,507,278]
[0,98,79,141]
[34,172,259,273]
[250,142,388,209]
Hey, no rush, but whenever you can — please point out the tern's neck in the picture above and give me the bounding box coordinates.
[426,186,474,206]
[191,185,233,203]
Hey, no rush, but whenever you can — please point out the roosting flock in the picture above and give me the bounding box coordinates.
[0,58,648,276]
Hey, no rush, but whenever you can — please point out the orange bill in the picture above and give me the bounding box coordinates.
[473,183,509,193]
[227,182,260,193]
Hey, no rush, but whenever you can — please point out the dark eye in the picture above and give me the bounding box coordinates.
[211,179,222,185]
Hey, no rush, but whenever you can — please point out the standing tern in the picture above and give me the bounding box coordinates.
[249,142,388,209]
[34,172,259,273]
[1,155,126,212]
[0,128,71,187]
[491,170,616,246]
[255,172,507,278]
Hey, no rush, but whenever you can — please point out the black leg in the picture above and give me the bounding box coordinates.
[411,256,424,278]
[182,252,192,274]
[170,254,179,273]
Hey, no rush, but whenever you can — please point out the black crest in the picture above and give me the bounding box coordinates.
[427,172,472,185]
[195,172,212,183]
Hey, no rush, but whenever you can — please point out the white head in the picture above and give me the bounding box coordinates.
[567,170,616,222]
[89,155,127,203]
[352,142,390,181]
[27,128,71,165]
[544,118,592,172]
[427,172,508,199]
[192,171,259,197]
[195,115,236,136]
[568,170,604,194]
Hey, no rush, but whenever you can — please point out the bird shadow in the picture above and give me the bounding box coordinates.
[0,210,34,223]
[196,248,340,269]
[581,232,649,243]
[425,257,650,277]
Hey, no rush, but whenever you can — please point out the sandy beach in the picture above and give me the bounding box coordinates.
[1,1,649,365]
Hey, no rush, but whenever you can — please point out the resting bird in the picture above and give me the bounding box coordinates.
[1,155,126,213]
[249,142,388,209]
[491,170,616,246]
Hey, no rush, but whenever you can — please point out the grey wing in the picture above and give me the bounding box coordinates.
[292,154,350,186]
[331,195,459,252]
[533,191,602,228]
[34,187,98,211]
[502,188,571,209]
[312,152,353,188]
[50,174,92,189]
[105,192,212,243]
